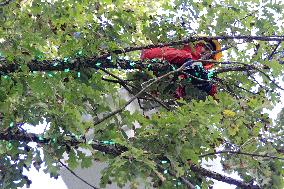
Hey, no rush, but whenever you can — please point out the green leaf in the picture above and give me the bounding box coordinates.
[67,149,78,170]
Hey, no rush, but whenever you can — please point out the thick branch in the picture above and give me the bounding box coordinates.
[1,35,283,75]
[0,130,261,189]
[0,58,167,75]
[190,165,260,189]
[0,57,271,80]
[0,131,125,156]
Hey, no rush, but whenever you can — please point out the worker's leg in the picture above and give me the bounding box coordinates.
[184,63,217,96]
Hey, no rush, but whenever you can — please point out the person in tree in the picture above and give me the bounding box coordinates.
[140,39,222,98]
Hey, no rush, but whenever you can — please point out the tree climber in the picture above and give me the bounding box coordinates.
[140,39,222,98]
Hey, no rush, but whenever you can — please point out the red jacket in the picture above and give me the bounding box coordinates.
[140,43,214,70]
[140,43,217,97]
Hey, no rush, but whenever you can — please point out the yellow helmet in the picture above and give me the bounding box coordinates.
[194,34,223,60]
[210,39,222,61]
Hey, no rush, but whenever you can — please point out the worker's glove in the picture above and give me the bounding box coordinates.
[191,61,203,67]
[183,59,193,69]
[184,59,203,70]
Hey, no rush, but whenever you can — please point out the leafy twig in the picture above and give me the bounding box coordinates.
[215,77,259,95]
[156,164,195,189]
[238,62,284,91]
[98,67,171,110]
[93,65,185,126]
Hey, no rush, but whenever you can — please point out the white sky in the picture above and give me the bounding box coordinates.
[22,168,68,189]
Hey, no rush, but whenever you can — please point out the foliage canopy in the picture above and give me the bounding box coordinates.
[1,0,284,188]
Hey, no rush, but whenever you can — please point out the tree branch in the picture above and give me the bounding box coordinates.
[1,35,284,75]
[0,130,262,189]
[98,35,284,59]
[267,42,282,60]
[199,150,284,161]
[246,71,272,92]
[214,77,259,96]
[190,165,260,189]
[235,62,284,91]
[93,64,185,126]
[156,164,195,189]
[98,67,171,111]
[59,160,99,189]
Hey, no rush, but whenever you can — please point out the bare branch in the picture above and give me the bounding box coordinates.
[59,160,99,189]
[98,67,171,110]
[267,42,282,60]
[214,77,259,96]
[98,35,284,59]
[199,150,284,161]
[237,62,284,91]
[93,64,185,126]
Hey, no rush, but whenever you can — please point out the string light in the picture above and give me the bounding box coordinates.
[76,50,83,56]
[208,70,214,80]
[63,57,69,63]
[35,54,44,60]
[101,140,115,145]
[130,62,136,66]
[6,142,13,150]
[0,49,214,84]
[195,185,201,189]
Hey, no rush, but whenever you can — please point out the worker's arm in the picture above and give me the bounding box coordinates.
[141,47,193,66]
